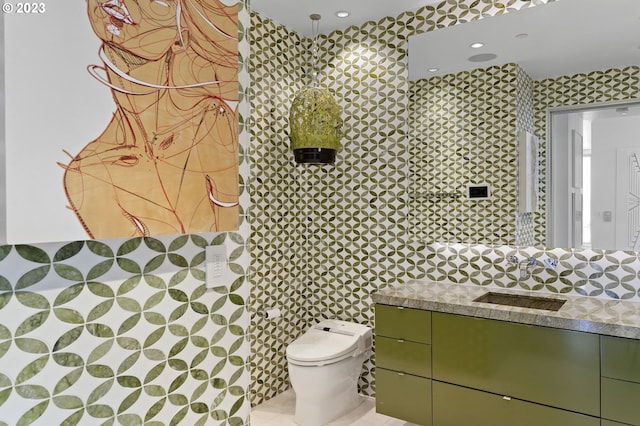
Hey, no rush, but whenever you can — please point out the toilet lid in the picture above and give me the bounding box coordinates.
[286,320,363,363]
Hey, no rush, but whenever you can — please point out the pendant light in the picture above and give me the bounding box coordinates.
[289,14,343,165]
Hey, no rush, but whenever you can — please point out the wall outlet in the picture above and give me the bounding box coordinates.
[544,258,558,270]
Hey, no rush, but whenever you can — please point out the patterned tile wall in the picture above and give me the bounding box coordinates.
[248,13,313,406]
[248,0,557,404]
[412,68,640,297]
[410,63,520,245]
[0,2,252,425]
[415,242,640,300]
[249,0,640,410]
[314,0,560,396]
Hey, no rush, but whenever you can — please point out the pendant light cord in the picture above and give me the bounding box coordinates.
[310,14,321,87]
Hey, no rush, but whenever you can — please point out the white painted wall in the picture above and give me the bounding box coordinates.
[4,5,112,243]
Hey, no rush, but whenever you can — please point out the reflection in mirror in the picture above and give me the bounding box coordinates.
[407,0,640,250]
[549,102,640,250]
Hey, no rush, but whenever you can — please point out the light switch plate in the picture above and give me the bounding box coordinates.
[206,244,229,289]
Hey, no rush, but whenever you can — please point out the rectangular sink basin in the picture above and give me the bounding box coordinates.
[473,292,566,311]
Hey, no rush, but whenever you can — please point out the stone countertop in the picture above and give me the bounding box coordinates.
[372,281,640,340]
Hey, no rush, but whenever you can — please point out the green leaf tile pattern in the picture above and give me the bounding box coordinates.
[250,0,640,411]
[249,0,558,406]
[0,232,250,425]
[410,63,520,244]
[0,1,251,424]
[249,12,311,406]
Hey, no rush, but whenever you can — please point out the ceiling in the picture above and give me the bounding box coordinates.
[251,0,640,83]
[409,0,640,80]
[250,0,440,36]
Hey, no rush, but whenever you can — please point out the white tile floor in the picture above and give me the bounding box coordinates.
[250,390,418,426]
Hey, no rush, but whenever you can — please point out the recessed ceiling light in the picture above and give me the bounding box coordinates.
[335,10,350,18]
[428,68,439,72]
[470,42,484,49]
[515,33,529,39]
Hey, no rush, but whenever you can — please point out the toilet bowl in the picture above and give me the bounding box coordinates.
[286,319,373,426]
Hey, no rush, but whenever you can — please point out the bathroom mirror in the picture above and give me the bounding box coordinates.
[408,0,640,250]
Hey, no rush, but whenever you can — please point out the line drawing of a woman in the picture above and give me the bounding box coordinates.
[61,0,239,239]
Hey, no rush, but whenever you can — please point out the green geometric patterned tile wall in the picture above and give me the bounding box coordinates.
[413,65,640,298]
[415,241,640,300]
[300,0,556,398]
[248,0,557,404]
[410,64,520,245]
[514,64,536,246]
[0,233,250,425]
[249,13,313,406]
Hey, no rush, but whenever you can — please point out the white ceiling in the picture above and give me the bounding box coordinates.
[250,0,440,36]
[409,0,640,80]
[251,0,640,82]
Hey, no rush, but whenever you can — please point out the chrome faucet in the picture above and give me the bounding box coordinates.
[506,256,537,278]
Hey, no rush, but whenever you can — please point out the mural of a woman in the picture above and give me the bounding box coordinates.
[62,0,239,238]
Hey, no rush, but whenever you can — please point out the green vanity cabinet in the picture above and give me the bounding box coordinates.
[601,336,640,425]
[375,304,432,426]
[376,336,431,377]
[375,304,431,343]
[432,381,599,426]
[431,312,601,418]
[376,368,432,426]
[375,303,640,426]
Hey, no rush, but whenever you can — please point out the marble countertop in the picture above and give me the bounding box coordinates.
[372,281,640,339]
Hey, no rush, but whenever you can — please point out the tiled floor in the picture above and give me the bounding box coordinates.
[250,390,418,426]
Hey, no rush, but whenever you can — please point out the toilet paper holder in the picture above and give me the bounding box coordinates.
[257,306,282,319]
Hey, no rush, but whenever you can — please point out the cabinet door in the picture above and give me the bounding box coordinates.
[433,381,600,426]
[601,377,640,426]
[376,368,432,426]
[376,336,431,378]
[375,304,431,343]
[601,335,640,383]
[432,313,600,417]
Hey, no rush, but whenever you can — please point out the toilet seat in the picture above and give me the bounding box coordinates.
[286,319,372,366]
[286,319,373,426]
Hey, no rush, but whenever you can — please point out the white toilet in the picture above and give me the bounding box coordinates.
[286,319,373,426]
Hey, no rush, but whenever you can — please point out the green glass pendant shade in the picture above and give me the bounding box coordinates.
[289,86,343,164]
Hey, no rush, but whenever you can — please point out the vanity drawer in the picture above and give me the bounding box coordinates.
[375,304,431,343]
[601,377,640,426]
[432,381,600,426]
[376,368,432,426]
[432,312,600,417]
[601,335,640,383]
[376,336,431,378]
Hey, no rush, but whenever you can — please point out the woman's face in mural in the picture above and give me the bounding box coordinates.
[87,0,179,60]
